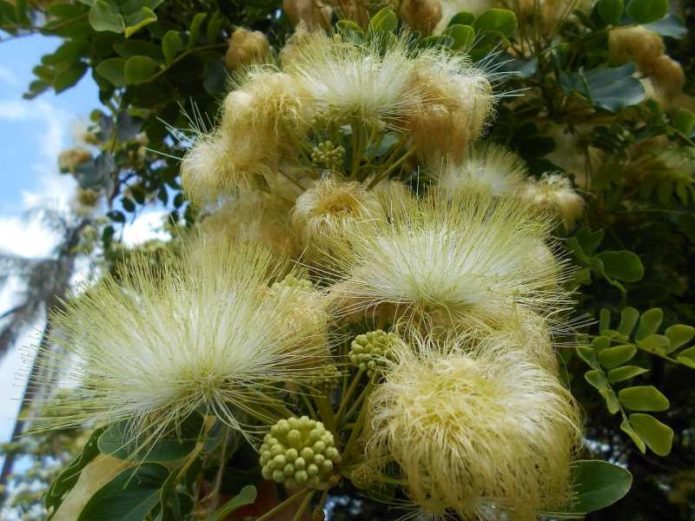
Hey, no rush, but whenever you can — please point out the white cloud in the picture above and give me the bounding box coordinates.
[0,214,61,259]
[123,210,170,247]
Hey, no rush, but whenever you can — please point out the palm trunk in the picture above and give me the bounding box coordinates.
[0,219,87,500]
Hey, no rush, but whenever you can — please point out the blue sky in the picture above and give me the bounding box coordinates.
[0,33,170,450]
[0,34,99,216]
[0,34,98,446]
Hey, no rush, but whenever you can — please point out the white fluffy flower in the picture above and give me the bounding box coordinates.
[40,243,327,443]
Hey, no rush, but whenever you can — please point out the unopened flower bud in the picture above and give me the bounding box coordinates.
[260,416,341,489]
[349,330,403,376]
[307,364,341,394]
[311,141,345,171]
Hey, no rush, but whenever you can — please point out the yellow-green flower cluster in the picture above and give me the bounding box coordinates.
[260,416,341,489]
[349,330,403,375]
[311,141,345,170]
[307,364,341,394]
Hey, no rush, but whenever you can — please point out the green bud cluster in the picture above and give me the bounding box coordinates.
[349,462,381,490]
[311,141,345,171]
[260,416,341,489]
[271,274,314,292]
[349,330,403,375]
[308,364,341,394]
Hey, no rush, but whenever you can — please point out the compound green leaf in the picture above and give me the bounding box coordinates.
[124,56,158,85]
[444,24,475,50]
[629,413,673,456]
[565,460,632,514]
[474,8,517,37]
[449,11,475,26]
[124,7,157,38]
[635,308,663,341]
[162,30,183,65]
[210,486,257,521]
[88,0,124,33]
[620,418,646,453]
[665,324,695,352]
[644,14,688,38]
[617,307,640,336]
[596,250,644,282]
[596,0,624,25]
[95,58,127,87]
[369,7,398,33]
[607,365,648,383]
[599,344,636,369]
[618,386,669,412]
[78,464,168,521]
[676,346,695,368]
[637,334,669,355]
[626,0,668,24]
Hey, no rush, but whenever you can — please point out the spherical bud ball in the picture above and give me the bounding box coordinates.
[349,330,404,376]
[520,173,584,230]
[307,364,342,394]
[260,416,341,489]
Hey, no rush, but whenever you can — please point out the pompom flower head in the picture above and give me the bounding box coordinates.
[292,177,386,261]
[521,173,585,230]
[225,27,270,70]
[182,69,312,206]
[404,50,494,163]
[284,32,424,128]
[328,192,571,334]
[196,190,299,259]
[366,335,581,520]
[38,243,327,444]
[437,143,527,195]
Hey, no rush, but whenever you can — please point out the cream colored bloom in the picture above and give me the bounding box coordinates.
[371,179,415,218]
[283,0,332,29]
[292,177,386,261]
[196,193,299,259]
[643,54,685,99]
[404,53,494,163]
[328,192,570,334]
[284,33,424,128]
[366,335,580,520]
[225,27,270,70]
[521,173,585,230]
[41,243,327,443]
[182,69,312,205]
[399,0,443,36]
[181,133,230,206]
[609,25,664,70]
[58,147,92,172]
[437,143,527,195]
